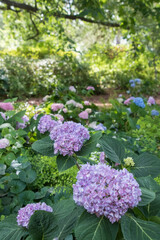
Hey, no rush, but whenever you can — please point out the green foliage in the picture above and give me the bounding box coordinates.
[130,113,160,158]
[75,211,119,240]
[0,54,99,99]
[0,68,9,97]
[0,214,28,240]
[99,135,125,163]
[29,155,77,190]
[28,211,57,240]
[121,214,160,240]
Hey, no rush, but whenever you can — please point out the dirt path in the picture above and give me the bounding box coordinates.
[26,91,160,108]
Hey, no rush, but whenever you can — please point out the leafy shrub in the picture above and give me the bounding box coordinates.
[0,53,100,99]
[0,69,9,97]
[30,155,78,190]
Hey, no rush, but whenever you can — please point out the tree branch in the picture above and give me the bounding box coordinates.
[0,0,120,28]
[0,0,38,12]
[26,12,39,40]
[52,12,120,27]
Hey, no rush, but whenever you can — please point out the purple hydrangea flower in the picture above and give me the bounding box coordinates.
[133,97,145,108]
[0,112,6,120]
[50,121,90,156]
[37,115,60,134]
[151,110,159,116]
[79,111,89,119]
[0,138,10,149]
[51,103,64,112]
[69,86,76,92]
[16,115,29,129]
[99,152,106,163]
[94,123,106,131]
[86,86,95,91]
[73,163,142,223]
[17,202,53,228]
[147,96,156,106]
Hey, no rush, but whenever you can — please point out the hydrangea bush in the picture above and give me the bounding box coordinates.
[1,94,160,240]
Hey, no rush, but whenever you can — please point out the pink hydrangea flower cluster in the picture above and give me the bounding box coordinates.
[16,115,29,129]
[17,202,53,228]
[124,97,135,105]
[50,121,90,156]
[38,115,60,133]
[79,111,89,119]
[147,96,156,106]
[0,138,10,149]
[51,103,64,112]
[0,102,14,111]
[73,163,141,223]
[86,86,95,91]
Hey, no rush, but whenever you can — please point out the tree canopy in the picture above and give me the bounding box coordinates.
[0,0,160,40]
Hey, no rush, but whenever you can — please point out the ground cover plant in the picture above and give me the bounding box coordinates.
[1,87,160,240]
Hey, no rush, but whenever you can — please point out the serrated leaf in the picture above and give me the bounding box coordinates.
[18,191,35,205]
[10,180,26,194]
[0,214,28,240]
[138,187,155,206]
[0,164,6,175]
[28,210,58,240]
[137,176,160,192]
[32,136,55,157]
[75,211,118,240]
[6,110,26,127]
[54,199,83,240]
[131,153,160,178]
[121,214,160,240]
[0,114,4,125]
[77,132,102,156]
[78,156,95,164]
[19,169,37,183]
[139,193,160,218]
[56,155,76,172]
[99,135,125,163]
[35,187,49,199]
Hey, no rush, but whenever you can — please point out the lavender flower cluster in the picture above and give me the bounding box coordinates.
[37,115,60,134]
[51,103,64,112]
[16,115,29,129]
[50,121,90,156]
[147,96,156,106]
[0,138,10,149]
[73,163,141,223]
[17,202,53,228]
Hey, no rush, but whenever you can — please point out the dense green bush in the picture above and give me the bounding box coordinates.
[30,155,77,190]
[0,53,99,99]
